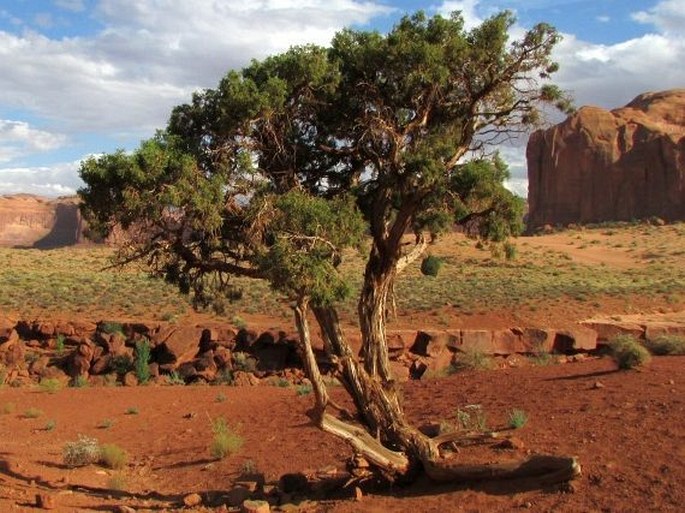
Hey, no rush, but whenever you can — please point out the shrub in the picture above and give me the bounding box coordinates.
[111,355,134,375]
[233,352,257,373]
[504,241,517,261]
[166,371,185,385]
[45,419,57,431]
[450,348,493,372]
[454,405,488,432]
[232,315,248,330]
[210,417,243,459]
[644,335,685,356]
[420,255,443,277]
[215,369,234,385]
[55,334,66,354]
[296,383,312,396]
[39,377,62,394]
[70,375,88,388]
[101,322,124,335]
[24,407,43,419]
[508,409,528,429]
[98,418,115,429]
[107,473,127,491]
[99,443,128,469]
[134,339,151,384]
[125,406,139,415]
[608,335,651,370]
[63,435,101,467]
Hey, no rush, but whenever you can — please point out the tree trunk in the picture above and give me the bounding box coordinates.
[309,304,580,487]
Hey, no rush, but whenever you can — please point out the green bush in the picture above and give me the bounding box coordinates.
[420,255,443,277]
[39,377,62,394]
[135,339,151,383]
[450,348,493,372]
[644,335,685,356]
[210,417,243,459]
[507,409,528,429]
[99,443,128,469]
[608,335,651,370]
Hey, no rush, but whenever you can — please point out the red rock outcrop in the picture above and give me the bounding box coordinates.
[0,194,85,248]
[527,89,685,228]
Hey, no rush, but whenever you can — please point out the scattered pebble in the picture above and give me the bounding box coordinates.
[183,493,202,507]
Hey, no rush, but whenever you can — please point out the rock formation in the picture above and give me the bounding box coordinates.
[0,194,85,248]
[527,89,685,229]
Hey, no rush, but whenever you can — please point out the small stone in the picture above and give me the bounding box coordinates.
[354,486,363,501]
[241,499,270,513]
[592,381,605,389]
[183,493,203,507]
[36,493,56,509]
[494,437,525,451]
[117,506,137,513]
[667,379,675,385]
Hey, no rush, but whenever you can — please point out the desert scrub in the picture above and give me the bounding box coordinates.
[420,255,443,277]
[70,375,88,388]
[135,339,151,383]
[508,409,528,429]
[210,417,243,459]
[23,407,43,418]
[63,435,101,467]
[45,419,57,431]
[1,402,16,414]
[39,377,62,394]
[608,335,651,370]
[454,405,488,432]
[233,352,257,373]
[450,348,493,372]
[644,335,685,355]
[99,443,128,469]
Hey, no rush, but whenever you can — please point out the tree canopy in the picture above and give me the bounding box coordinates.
[79,10,578,484]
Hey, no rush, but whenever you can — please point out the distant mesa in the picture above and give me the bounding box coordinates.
[527,89,685,229]
[0,194,86,249]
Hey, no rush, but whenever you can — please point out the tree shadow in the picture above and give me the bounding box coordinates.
[544,369,616,381]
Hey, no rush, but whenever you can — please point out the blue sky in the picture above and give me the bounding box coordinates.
[0,0,683,197]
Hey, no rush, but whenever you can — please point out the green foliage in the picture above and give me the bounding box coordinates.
[39,378,62,394]
[135,339,151,384]
[608,335,651,370]
[70,375,88,388]
[63,435,101,467]
[111,355,133,376]
[454,405,488,432]
[98,418,115,429]
[101,322,124,335]
[99,444,128,469]
[233,352,257,373]
[210,417,243,459]
[24,407,43,419]
[450,348,494,372]
[295,383,313,396]
[125,406,139,415]
[55,334,66,354]
[45,419,57,431]
[508,409,528,429]
[644,335,685,356]
[420,255,443,277]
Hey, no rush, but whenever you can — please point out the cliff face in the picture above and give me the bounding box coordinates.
[527,89,685,229]
[0,195,85,248]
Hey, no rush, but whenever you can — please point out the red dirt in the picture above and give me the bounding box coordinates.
[1,356,683,512]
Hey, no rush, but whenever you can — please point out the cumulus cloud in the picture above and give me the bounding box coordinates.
[437,1,484,29]
[0,0,393,136]
[0,160,83,197]
[0,120,67,163]
[632,0,685,34]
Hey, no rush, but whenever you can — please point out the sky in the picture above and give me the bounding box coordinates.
[0,0,683,198]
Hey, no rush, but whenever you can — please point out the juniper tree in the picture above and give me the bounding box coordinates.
[79,10,578,483]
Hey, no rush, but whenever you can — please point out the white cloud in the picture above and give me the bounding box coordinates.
[0,120,67,163]
[0,0,393,137]
[437,1,484,29]
[0,160,83,197]
[596,15,610,23]
[632,0,685,34]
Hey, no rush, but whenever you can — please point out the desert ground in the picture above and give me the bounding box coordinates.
[1,222,684,512]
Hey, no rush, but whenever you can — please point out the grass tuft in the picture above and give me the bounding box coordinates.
[608,335,651,370]
[210,417,243,459]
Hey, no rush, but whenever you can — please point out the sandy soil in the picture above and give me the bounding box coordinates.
[1,225,684,512]
[1,356,683,512]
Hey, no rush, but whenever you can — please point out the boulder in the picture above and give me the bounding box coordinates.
[152,326,203,365]
[552,327,598,353]
[410,331,456,357]
[527,89,685,228]
[580,320,644,342]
